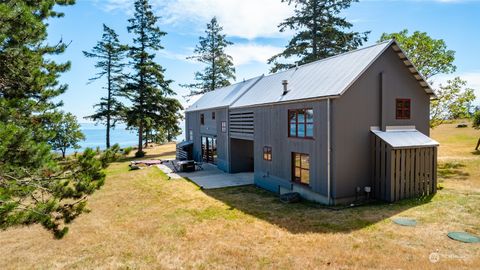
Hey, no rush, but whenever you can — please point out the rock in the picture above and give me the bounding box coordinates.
[457,123,468,128]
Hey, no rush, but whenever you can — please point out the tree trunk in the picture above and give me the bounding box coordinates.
[137,121,143,156]
[144,128,149,148]
[106,54,112,149]
[476,138,480,150]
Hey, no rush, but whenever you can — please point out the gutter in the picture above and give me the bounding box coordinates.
[230,94,341,111]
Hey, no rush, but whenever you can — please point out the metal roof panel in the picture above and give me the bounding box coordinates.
[231,40,392,108]
[372,129,439,149]
[185,76,262,112]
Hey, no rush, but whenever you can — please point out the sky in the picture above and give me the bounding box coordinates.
[46,0,480,122]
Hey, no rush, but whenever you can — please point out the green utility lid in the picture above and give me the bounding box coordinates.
[447,232,480,243]
[392,218,417,227]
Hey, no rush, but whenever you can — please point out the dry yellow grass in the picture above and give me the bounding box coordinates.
[0,127,479,269]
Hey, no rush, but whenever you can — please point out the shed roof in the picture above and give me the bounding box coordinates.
[185,76,262,112]
[372,129,439,149]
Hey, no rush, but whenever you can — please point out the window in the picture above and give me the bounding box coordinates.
[263,146,272,161]
[200,113,205,125]
[189,129,193,141]
[396,99,411,119]
[292,153,309,185]
[289,109,313,138]
[221,121,227,133]
[212,112,216,120]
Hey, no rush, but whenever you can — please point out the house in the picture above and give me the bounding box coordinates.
[184,40,439,205]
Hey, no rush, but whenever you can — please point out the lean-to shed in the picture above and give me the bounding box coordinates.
[371,128,439,202]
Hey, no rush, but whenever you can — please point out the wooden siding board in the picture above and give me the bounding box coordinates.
[387,147,394,202]
[405,149,411,199]
[433,147,437,193]
[410,148,415,197]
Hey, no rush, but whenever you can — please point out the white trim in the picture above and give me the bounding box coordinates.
[385,125,416,132]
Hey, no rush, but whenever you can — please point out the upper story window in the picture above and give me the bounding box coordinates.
[200,113,205,125]
[396,99,411,120]
[212,112,216,120]
[221,121,227,132]
[189,129,193,141]
[263,146,272,161]
[288,109,313,138]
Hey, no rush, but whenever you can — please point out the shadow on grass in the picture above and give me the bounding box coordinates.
[203,185,435,234]
[438,162,469,180]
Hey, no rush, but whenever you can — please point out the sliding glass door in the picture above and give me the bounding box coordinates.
[201,136,217,164]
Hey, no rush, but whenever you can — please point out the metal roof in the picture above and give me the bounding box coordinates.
[232,41,395,108]
[186,40,434,111]
[372,129,439,149]
[185,76,262,112]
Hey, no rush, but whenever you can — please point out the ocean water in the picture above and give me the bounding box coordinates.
[66,122,186,154]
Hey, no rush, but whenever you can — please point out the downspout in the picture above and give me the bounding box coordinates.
[327,98,331,205]
[226,107,230,173]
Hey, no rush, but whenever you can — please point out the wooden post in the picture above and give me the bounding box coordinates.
[476,138,480,151]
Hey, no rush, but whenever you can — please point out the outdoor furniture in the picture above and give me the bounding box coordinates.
[194,161,204,171]
[170,160,180,173]
[177,160,195,172]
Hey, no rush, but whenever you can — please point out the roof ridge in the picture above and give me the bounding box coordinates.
[264,39,394,78]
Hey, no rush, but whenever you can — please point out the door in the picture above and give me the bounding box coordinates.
[201,136,217,164]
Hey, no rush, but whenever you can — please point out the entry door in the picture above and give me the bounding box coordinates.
[201,136,217,164]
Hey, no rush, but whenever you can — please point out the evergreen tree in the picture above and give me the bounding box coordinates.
[268,0,369,73]
[182,17,235,95]
[123,0,177,157]
[83,24,127,149]
[0,0,107,238]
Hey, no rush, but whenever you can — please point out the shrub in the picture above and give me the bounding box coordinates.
[99,144,122,168]
[123,146,133,156]
[135,150,146,158]
[473,110,480,129]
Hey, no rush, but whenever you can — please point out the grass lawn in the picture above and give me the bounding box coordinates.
[1,125,479,269]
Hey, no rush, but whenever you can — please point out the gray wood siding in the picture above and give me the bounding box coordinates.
[331,47,431,200]
[185,108,229,172]
[230,100,328,196]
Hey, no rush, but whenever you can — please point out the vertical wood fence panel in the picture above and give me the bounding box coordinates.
[371,134,438,202]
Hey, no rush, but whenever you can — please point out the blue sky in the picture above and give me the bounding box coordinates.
[47,0,480,121]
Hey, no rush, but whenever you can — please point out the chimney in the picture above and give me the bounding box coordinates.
[282,80,289,95]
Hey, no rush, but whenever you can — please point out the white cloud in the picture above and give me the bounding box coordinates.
[226,43,284,66]
[97,0,294,39]
[431,71,480,105]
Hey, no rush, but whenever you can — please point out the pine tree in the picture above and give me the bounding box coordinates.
[0,0,107,238]
[83,24,128,149]
[123,0,176,157]
[268,0,369,73]
[182,17,235,96]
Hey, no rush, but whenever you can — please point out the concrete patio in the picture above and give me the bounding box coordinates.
[157,161,254,189]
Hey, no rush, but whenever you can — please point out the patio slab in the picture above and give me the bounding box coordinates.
[157,161,254,189]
